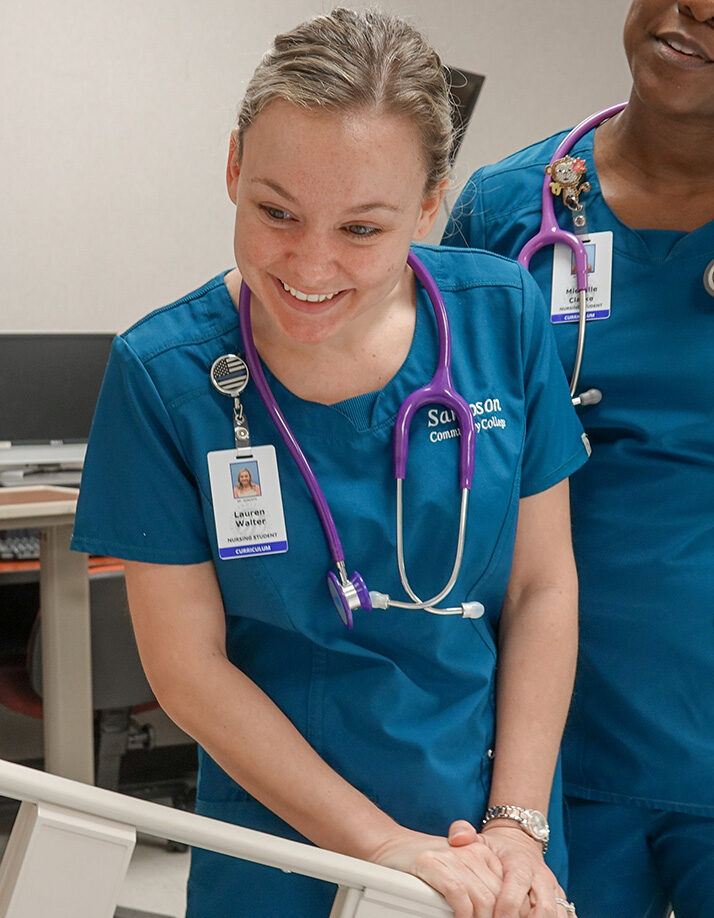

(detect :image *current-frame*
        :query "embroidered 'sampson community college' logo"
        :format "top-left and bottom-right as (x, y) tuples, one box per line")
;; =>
(426, 396), (507, 442)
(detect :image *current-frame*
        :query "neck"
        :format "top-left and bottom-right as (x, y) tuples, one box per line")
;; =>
(599, 90), (714, 188)
(593, 90), (714, 231)
(247, 266), (418, 405)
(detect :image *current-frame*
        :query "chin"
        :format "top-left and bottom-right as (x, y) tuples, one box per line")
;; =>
(635, 77), (704, 118)
(274, 313), (343, 346)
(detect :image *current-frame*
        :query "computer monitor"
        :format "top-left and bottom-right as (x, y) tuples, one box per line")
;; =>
(444, 66), (485, 163)
(0, 333), (114, 445)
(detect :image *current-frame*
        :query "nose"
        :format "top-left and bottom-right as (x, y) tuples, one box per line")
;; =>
(287, 229), (339, 289)
(677, 1), (714, 24)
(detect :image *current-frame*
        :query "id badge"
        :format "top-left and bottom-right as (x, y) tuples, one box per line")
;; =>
(207, 445), (288, 559)
(550, 230), (613, 324)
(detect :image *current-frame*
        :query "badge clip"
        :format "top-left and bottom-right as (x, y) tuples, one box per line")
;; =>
(210, 354), (253, 457)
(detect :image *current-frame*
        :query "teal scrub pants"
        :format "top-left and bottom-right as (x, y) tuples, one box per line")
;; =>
(566, 797), (714, 918)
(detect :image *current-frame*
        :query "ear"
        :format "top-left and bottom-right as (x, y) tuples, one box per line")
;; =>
(226, 130), (241, 204)
(413, 179), (449, 240)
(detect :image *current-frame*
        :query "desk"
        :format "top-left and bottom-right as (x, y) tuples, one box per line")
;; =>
(0, 487), (94, 784)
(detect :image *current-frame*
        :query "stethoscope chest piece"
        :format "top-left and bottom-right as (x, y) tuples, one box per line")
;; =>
(704, 259), (714, 298)
(327, 569), (372, 630)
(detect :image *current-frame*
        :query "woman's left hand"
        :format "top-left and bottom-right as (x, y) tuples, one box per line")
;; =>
(448, 821), (571, 918)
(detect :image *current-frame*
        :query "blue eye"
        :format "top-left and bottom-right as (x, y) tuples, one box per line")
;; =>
(345, 224), (380, 238)
(261, 205), (293, 222)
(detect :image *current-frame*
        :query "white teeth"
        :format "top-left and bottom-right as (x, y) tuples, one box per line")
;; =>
(281, 281), (336, 303)
(667, 38), (698, 56)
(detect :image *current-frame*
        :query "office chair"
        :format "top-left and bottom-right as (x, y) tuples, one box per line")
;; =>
(0, 566), (186, 795)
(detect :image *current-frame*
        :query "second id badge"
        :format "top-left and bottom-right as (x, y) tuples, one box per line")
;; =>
(207, 445), (288, 559)
(550, 230), (613, 324)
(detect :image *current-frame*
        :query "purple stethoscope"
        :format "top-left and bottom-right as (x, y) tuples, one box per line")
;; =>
(518, 102), (627, 408)
(211, 252), (485, 629)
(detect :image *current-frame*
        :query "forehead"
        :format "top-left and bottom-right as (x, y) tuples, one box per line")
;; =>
(239, 100), (427, 205)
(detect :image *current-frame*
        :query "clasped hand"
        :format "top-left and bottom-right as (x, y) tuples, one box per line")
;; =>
(368, 820), (569, 918)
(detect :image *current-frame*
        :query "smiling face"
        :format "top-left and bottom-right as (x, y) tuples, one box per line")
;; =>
(226, 100), (444, 347)
(624, 0), (714, 116)
(238, 470), (251, 488)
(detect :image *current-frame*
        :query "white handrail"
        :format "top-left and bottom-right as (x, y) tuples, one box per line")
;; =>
(0, 759), (452, 914)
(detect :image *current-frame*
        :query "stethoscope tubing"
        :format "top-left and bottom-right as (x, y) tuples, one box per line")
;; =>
(238, 251), (477, 568)
(518, 101), (627, 291)
(236, 251), (480, 622)
(518, 101), (628, 405)
(238, 280), (348, 566)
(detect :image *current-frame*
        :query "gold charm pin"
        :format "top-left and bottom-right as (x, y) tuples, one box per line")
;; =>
(546, 155), (591, 211)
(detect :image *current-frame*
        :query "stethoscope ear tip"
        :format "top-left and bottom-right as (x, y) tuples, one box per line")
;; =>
(461, 602), (485, 619)
(572, 388), (602, 408)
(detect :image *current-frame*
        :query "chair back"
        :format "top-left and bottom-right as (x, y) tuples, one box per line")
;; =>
(28, 569), (155, 710)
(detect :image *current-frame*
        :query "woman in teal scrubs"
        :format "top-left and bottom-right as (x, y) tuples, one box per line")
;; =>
(72, 9), (588, 918)
(444, 2), (714, 916)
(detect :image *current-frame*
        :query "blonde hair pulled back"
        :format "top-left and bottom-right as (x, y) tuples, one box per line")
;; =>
(236, 8), (453, 194)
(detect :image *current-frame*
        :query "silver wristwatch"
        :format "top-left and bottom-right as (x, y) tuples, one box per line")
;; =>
(481, 805), (550, 853)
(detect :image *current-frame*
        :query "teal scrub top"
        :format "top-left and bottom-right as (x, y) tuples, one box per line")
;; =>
(72, 244), (587, 916)
(444, 131), (714, 816)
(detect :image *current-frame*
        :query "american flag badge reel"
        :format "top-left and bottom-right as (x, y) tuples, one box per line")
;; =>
(211, 354), (252, 456)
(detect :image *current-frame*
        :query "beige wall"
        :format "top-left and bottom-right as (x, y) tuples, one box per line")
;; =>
(0, 1), (631, 332)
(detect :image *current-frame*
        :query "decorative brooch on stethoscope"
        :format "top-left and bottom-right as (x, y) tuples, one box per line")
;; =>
(546, 155), (591, 222)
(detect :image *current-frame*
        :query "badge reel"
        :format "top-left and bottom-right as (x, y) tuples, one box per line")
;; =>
(210, 354), (252, 456)
(209, 353), (363, 625)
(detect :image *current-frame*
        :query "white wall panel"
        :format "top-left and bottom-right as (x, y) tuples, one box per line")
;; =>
(0, 1), (631, 332)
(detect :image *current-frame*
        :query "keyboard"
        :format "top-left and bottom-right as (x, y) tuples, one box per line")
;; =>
(0, 529), (40, 561)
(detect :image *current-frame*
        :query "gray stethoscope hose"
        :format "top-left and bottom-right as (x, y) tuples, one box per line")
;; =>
(368, 485), (473, 615)
(570, 290), (596, 407)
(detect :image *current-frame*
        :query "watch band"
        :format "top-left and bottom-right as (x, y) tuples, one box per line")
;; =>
(481, 805), (550, 853)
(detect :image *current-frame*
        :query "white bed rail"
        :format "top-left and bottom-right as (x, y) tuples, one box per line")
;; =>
(0, 758), (452, 918)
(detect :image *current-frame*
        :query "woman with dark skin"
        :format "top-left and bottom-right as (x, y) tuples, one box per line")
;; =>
(444, 3), (714, 916)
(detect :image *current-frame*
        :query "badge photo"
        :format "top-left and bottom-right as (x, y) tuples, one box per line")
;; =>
(551, 230), (613, 324)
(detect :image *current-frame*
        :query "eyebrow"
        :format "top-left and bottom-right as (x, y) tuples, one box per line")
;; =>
(252, 178), (402, 214)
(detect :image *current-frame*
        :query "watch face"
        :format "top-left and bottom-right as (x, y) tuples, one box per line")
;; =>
(527, 811), (549, 840)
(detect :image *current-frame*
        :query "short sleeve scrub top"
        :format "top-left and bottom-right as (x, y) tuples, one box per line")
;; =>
(72, 243), (588, 918)
(443, 132), (714, 818)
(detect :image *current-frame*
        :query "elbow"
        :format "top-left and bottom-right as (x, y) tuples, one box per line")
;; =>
(139, 646), (229, 734)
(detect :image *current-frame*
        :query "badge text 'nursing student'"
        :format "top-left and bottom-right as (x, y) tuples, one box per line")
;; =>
(208, 446), (288, 559)
(551, 230), (613, 324)
(550, 232), (612, 324)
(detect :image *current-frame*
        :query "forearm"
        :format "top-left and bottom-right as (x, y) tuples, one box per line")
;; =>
(126, 560), (402, 861)
(157, 651), (400, 860)
(488, 582), (577, 813)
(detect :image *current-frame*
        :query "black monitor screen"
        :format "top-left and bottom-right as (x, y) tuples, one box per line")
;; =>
(0, 334), (115, 444)
(445, 67), (485, 163)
